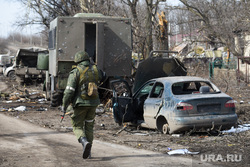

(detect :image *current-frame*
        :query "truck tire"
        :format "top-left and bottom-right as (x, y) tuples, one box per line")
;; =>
(8, 71), (16, 80)
(51, 91), (63, 107)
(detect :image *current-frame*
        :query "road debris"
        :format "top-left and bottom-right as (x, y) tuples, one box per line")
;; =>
(14, 106), (26, 111)
(113, 125), (127, 136)
(167, 149), (199, 155)
(222, 124), (250, 134)
(172, 134), (183, 137)
(36, 107), (47, 111)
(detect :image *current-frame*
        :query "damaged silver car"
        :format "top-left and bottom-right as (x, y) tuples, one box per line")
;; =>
(111, 76), (238, 134)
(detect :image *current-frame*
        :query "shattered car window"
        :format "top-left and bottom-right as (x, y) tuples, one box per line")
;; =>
(172, 81), (216, 95)
(136, 82), (154, 99)
(150, 82), (164, 98)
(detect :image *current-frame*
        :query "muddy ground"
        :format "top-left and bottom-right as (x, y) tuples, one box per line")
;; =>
(0, 66), (250, 167)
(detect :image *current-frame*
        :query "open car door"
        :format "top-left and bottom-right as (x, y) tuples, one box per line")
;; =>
(110, 79), (136, 125)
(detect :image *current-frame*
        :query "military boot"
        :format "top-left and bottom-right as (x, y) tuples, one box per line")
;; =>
(79, 137), (92, 159)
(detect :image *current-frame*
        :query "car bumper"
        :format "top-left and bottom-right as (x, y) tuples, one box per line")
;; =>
(169, 114), (238, 133)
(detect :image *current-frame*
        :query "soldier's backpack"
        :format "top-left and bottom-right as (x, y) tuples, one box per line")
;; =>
(77, 65), (99, 99)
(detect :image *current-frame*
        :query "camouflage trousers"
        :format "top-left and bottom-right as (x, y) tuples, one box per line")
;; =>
(70, 106), (96, 144)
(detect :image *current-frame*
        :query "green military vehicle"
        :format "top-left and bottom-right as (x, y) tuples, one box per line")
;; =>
(39, 13), (132, 106)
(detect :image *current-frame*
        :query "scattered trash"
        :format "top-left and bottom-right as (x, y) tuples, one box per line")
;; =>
(133, 133), (149, 136)
(36, 107), (47, 111)
(60, 127), (73, 131)
(168, 147), (172, 151)
(167, 149), (199, 155)
(222, 124), (250, 134)
(172, 134), (183, 137)
(0, 108), (8, 112)
(19, 98), (27, 102)
(29, 93), (42, 99)
(5, 101), (13, 103)
(38, 98), (46, 103)
(9, 95), (19, 100)
(96, 104), (105, 114)
(114, 125), (127, 136)
(240, 100), (244, 104)
(14, 106), (27, 111)
(66, 127), (73, 131)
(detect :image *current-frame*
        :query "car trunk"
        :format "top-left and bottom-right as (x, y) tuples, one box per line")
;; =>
(175, 94), (235, 116)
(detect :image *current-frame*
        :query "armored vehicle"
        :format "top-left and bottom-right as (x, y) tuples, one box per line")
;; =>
(40, 13), (132, 106)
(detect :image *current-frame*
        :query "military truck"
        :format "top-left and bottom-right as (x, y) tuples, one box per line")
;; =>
(40, 13), (132, 106)
(4, 47), (48, 83)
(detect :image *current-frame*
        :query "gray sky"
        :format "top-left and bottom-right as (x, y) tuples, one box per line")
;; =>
(0, 0), (40, 38)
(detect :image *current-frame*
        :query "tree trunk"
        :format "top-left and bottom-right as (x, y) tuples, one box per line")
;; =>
(145, 0), (153, 58)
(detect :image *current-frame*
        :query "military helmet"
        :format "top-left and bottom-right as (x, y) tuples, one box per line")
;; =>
(74, 51), (90, 63)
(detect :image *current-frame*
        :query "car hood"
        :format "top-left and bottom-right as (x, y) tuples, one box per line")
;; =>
(132, 57), (186, 93)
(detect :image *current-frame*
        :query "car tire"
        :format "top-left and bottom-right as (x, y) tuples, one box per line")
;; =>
(51, 91), (63, 107)
(8, 71), (16, 80)
(162, 123), (170, 134)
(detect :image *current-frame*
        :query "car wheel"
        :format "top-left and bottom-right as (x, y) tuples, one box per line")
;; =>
(162, 123), (170, 134)
(8, 71), (16, 80)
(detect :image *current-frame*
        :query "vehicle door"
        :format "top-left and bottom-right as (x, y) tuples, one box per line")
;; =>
(144, 82), (164, 129)
(110, 79), (133, 125)
(132, 81), (155, 122)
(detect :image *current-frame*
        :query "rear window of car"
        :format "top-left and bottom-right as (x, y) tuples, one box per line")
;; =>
(172, 81), (215, 95)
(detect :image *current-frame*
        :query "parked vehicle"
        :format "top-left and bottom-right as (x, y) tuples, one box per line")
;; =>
(111, 76), (237, 134)
(0, 54), (11, 66)
(4, 47), (48, 83)
(0, 54), (13, 74)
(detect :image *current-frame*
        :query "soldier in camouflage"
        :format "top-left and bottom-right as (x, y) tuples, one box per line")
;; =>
(61, 50), (106, 159)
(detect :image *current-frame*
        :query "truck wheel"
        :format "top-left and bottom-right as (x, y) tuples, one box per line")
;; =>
(8, 71), (16, 80)
(51, 91), (63, 107)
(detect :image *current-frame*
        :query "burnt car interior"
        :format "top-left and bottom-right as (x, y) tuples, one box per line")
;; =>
(133, 82), (154, 121)
(172, 81), (216, 95)
(17, 51), (38, 68)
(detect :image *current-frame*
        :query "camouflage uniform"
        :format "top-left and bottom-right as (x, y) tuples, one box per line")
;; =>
(62, 51), (105, 159)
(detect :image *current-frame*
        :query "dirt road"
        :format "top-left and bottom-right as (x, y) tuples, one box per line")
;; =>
(0, 114), (215, 167)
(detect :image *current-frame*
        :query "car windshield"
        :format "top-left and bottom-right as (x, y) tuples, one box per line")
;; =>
(172, 81), (219, 95)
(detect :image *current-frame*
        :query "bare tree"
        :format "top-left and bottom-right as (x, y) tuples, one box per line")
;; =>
(16, 0), (169, 58)
(16, 0), (124, 33)
(121, 0), (166, 58)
